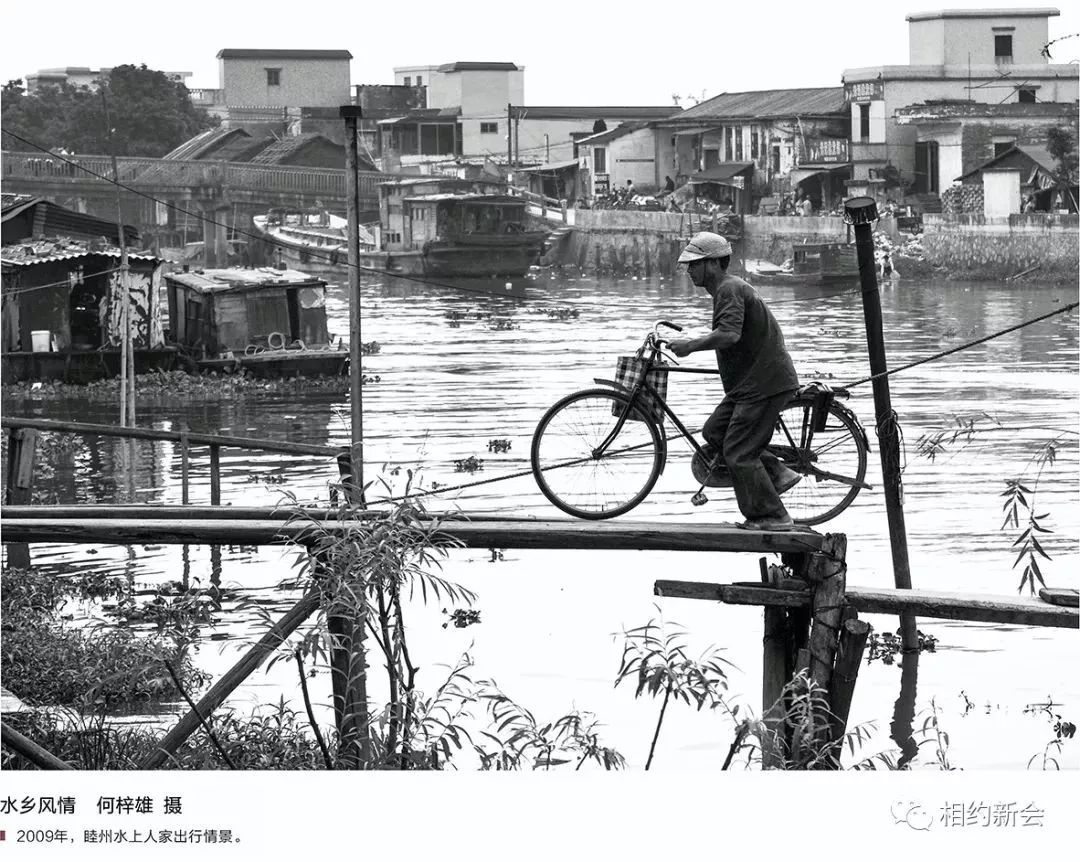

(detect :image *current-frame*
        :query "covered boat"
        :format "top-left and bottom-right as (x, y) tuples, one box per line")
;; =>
(163, 266), (348, 377)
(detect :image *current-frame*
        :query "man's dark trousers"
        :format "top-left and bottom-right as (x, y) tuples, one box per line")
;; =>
(702, 389), (795, 521)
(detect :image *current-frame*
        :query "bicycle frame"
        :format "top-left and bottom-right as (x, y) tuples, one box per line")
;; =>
(593, 332), (869, 490)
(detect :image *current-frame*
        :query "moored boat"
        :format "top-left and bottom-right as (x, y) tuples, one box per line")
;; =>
(251, 208), (376, 271)
(162, 266), (348, 377)
(745, 241), (859, 286)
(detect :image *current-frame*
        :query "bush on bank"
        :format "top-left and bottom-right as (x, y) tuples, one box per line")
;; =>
(1, 566), (207, 709)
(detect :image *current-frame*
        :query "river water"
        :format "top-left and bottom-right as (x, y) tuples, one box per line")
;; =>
(5, 269), (1079, 770)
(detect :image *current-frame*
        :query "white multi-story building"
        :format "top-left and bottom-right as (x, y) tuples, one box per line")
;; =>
(842, 8), (1078, 198)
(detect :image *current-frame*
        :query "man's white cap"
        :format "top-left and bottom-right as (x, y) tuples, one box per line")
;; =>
(678, 231), (732, 263)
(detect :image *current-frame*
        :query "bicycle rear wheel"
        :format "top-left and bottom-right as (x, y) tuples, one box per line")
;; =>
(531, 388), (665, 519)
(769, 398), (868, 526)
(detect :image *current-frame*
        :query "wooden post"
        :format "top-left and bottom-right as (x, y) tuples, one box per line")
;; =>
(804, 533), (847, 766)
(141, 591), (320, 769)
(761, 558), (788, 769)
(336, 452), (362, 506)
(180, 430), (190, 505)
(806, 533), (847, 692)
(209, 444), (221, 505)
(845, 197), (918, 653)
(4, 428), (37, 569)
(828, 615), (870, 743)
(1, 722), (74, 770)
(507, 103), (513, 167)
(339, 105), (366, 508)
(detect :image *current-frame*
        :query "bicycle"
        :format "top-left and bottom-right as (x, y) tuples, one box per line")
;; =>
(530, 321), (871, 525)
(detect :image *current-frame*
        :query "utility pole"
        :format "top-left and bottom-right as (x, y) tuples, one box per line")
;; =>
(844, 196), (918, 653)
(339, 105), (366, 507)
(101, 86), (134, 430)
(506, 103), (513, 167)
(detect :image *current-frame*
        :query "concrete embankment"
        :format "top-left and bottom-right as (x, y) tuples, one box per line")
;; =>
(920, 213), (1079, 281)
(545, 210), (1078, 282)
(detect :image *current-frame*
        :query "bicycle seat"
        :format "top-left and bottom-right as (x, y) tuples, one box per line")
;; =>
(796, 382), (850, 399)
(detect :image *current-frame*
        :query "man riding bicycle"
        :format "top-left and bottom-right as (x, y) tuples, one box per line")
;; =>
(667, 232), (803, 531)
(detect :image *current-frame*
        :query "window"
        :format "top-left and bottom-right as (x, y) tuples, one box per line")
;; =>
(416, 76), (423, 86)
(771, 144), (781, 174)
(593, 147), (606, 173)
(480, 122), (499, 134)
(725, 128), (734, 160)
(993, 139), (1015, 157)
(994, 34), (1012, 62)
(735, 130), (743, 162)
(1017, 88), (1036, 103)
(403, 76), (411, 86)
(750, 128), (760, 160)
(858, 104), (871, 141)
(266, 68), (281, 86)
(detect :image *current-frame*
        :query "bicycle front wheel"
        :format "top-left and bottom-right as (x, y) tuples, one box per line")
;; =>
(531, 388), (665, 519)
(770, 398), (869, 526)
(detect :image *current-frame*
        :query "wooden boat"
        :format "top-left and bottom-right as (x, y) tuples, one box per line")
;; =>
(163, 266), (348, 377)
(251, 209), (375, 271)
(746, 241), (860, 286)
(253, 178), (548, 281)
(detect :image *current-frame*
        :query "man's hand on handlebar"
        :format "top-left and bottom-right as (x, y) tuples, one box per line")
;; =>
(667, 339), (695, 358)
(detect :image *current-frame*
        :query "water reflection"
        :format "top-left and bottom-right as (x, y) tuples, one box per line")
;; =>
(3, 272), (1078, 769)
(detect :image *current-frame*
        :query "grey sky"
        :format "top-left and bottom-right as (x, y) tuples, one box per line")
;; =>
(3, 0), (1078, 105)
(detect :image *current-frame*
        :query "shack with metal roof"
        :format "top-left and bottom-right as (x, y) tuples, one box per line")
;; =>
(162, 266), (345, 377)
(1, 239), (170, 382)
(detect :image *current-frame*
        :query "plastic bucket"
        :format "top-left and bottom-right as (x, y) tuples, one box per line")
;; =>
(31, 330), (51, 352)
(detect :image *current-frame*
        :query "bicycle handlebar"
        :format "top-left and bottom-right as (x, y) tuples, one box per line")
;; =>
(656, 320), (683, 333)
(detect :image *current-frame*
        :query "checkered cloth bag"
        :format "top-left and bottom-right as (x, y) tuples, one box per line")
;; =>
(613, 355), (668, 423)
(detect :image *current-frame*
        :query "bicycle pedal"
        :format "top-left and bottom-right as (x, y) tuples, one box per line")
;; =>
(690, 491), (708, 507)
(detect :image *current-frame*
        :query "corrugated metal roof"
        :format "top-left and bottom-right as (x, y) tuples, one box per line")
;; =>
(164, 266), (324, 292)
(577, 122), (652, 147)
(2, 244), (160, 266)
(670, 88), (846, 122)
(401, 193), (523, 203)
(216, 49), (352, 60)
(247, 134), (339, 165)
(162, 127), (249, 161)
(518, 106), (681, 120)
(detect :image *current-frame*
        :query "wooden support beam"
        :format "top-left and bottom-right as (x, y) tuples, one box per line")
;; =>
(0, 516), (825, 554)
(655, 580), (1078, 629)
(806, 534), (847, 692)
(828, 616), (871, 744)
(141, 591), (320, 769)
(761, 559), (792, 769)
(209, 445), (221, 506)
(1, 722), (75, 770)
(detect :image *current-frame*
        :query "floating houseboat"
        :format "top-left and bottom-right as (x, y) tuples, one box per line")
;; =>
(163, 266), (348, 377)
(1, 239), (175, 383)
(745, 241), (859, 286)
(253, 177), (548, 280)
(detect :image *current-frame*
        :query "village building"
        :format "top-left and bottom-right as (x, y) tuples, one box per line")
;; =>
(375, 62), (679, 174)
(842, 7), (1079, 210)
(190, 49), (353, 128)
(655, 88), (850, 213)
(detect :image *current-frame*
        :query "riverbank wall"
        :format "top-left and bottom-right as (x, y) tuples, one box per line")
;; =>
(920, 213), (1079, 281)
(548, 210), (1076, 281)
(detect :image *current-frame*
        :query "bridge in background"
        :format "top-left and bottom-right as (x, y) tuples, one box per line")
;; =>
(3, 151), (573, 248)
(2, 150), (384, 247)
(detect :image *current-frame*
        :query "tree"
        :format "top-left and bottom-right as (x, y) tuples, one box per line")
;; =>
(1046, 126), (1078, 187)
(1, 65), (217, 157)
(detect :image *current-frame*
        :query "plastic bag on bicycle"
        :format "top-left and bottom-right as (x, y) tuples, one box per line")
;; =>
(613, 356), (668, 423)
